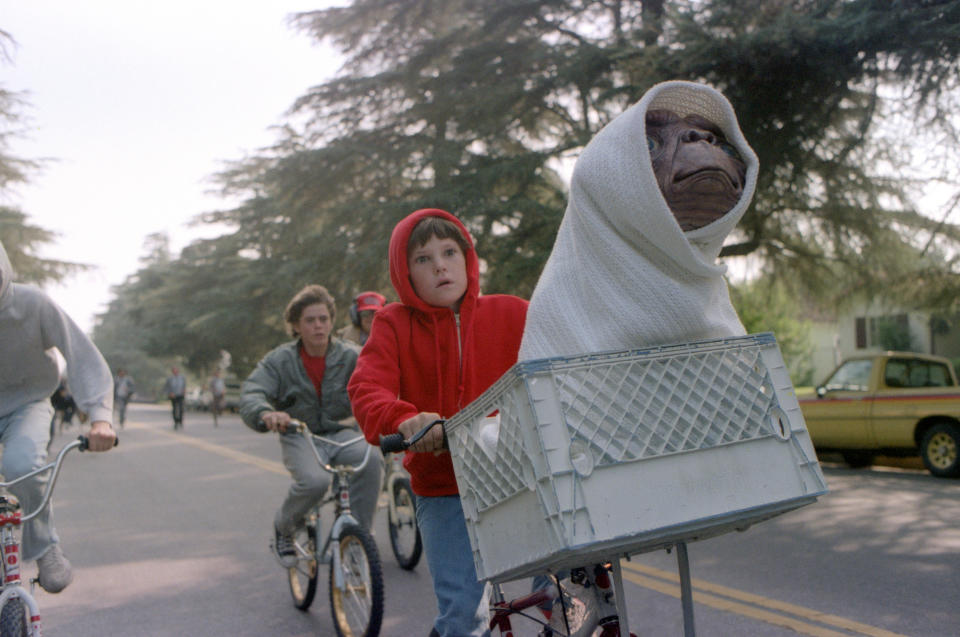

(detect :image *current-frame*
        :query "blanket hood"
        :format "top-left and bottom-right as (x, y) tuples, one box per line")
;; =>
(519, 81), (759, 360)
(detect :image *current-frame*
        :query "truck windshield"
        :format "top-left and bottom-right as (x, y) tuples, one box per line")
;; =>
(823, 359), (874, 392)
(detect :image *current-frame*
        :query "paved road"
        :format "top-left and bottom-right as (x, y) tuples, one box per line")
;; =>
(28, 404), (959, 636)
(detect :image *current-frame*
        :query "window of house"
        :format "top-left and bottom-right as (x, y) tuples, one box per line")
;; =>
(854, 314), (910, 350)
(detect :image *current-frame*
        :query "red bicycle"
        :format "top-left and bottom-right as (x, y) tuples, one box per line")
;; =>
(381, 423), (639, 637)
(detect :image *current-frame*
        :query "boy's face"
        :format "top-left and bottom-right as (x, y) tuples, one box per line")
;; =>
(296, 302), (333, 351)
(408, 235), (468, 311)
(359, 310), (375, 334)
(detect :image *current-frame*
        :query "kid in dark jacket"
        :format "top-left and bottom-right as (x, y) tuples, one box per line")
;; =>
(349, 208), (527, 637)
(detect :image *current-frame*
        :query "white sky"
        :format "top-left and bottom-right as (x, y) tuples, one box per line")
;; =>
(2, 1), (339, 333)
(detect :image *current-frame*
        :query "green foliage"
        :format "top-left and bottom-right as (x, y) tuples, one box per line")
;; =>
(95, 0), (960, 375)
(873, 318), (916, 352)
(0, 30), (86, 286)
(730, 277), (815, 386)
(0, 207), (88, 285)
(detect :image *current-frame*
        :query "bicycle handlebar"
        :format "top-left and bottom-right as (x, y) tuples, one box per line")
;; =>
(266, 418), (374, 474)
(0, 434), (118, 523)
(379, 419), (447, 453)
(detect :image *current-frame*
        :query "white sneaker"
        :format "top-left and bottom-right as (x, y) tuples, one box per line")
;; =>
(37, 544), (73, 593)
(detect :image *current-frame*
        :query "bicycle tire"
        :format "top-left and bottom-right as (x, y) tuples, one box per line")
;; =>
(0, 596), (28, 637)
(329, 524), (384, 637)
(287, 523), (319, 610)
(388, 478), (422, 570)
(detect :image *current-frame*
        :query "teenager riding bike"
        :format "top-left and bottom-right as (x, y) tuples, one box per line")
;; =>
(0, 240), (117, 594)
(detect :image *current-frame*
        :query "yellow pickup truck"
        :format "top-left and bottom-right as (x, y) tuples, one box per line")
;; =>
(799, 351), (960, 478)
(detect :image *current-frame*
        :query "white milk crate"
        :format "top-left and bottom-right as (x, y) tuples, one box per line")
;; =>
(446, 333), (828, 583)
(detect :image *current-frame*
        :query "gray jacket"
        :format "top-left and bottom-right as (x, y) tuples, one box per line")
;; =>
(163, 373), (186, 397)
(0, 240), (114, 422)
(240, 338), (360, 435)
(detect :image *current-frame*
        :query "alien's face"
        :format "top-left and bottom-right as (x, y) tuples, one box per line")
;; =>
(646, 109), (747, 231)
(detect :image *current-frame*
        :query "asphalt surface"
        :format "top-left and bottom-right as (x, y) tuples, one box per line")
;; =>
(24, 403), (960, 636)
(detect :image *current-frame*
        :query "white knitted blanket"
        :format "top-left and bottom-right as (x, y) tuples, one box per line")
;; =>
(519, 81), (759, 361)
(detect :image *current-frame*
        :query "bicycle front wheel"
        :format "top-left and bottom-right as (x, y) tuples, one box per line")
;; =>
(329, 524), (384, 637)
(388, 478), (422, 570)
(287, 523), (319, 610)
(0, 596), (28, 637)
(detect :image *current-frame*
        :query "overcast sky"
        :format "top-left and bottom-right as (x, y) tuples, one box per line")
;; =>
(3, 1), (338, 333)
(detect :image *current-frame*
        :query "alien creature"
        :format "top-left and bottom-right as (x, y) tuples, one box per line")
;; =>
(647, 109), (747, 232)
(519, 81), (759, 360)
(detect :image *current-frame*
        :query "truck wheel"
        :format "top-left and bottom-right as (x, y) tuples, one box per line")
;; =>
(920, 422), (960, 478)
(841, 451), (874, 468)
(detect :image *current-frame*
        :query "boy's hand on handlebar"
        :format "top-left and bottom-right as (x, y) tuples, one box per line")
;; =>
(262, 411), (292, 432)
(399, 412), (444, 453)
(86, 421), (117, 451)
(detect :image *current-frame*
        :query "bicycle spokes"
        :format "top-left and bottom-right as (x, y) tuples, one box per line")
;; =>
(329, 528), (383, 637)
(287, 525), (318, 610)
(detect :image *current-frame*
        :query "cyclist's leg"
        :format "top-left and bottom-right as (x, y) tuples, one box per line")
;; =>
(0, 400), (59, 561)
(174, 396), (184, 426)
(325, 429), (384, 532)
(415, 494), (489, 637)
(275, 432), (333, 533)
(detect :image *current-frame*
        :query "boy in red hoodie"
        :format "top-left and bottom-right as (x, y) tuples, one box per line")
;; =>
(349, 209), (528, 636)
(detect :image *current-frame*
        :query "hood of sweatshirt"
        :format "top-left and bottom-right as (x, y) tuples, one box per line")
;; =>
(388, 208), (480, 316)
(519, 81), (759, 360)
(0, 240), (13, 307)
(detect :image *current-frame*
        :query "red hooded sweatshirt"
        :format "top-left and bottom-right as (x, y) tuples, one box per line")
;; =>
(348, 209), (528, 497)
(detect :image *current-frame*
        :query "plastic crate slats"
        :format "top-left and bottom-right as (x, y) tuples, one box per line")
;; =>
(550, 347), (778, 468)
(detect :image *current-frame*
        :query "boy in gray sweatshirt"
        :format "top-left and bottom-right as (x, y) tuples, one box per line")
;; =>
(0, 240), (117, 592)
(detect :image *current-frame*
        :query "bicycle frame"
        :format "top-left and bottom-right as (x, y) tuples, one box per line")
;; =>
(382, 453), (405, 530)
(0, 437), (87, 636)
(288, 424), (372, 585)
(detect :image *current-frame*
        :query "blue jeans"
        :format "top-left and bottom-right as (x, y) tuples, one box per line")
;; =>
(0, 400), (59, 561)
(415, 495), (490, 637)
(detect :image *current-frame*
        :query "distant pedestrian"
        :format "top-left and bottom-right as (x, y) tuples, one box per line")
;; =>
(209, 369), (226, 427)
(163, 366), (187, 430)
(114, 369), (135, 427)
(50, 383), (77, 429)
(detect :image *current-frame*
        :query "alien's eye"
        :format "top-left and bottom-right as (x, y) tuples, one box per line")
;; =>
(718, 141), (742, 161)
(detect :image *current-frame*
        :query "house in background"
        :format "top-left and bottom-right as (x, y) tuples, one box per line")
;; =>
(805, 299), (960, 384)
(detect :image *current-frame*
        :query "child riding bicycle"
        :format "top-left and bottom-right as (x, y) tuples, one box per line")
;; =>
(0, 240), (117, 594)
(348, 209), (528, 637)
(239, 284), (383, 567)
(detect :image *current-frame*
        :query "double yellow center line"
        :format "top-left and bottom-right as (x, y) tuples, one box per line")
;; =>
(620, 561), (906, 637)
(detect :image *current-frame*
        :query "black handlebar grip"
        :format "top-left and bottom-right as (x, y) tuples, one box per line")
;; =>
(379, 433), (407, 453)
(77, 435), (119, 451)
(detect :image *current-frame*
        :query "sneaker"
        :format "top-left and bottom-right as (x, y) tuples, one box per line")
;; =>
(37, 544), (73, 594)
(547, 585), (595, 637)
(274, 525), (297, 567)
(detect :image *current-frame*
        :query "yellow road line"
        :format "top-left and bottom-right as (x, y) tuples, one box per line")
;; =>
(622, 561), (907, 637)
(125, 422), (287, 475)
